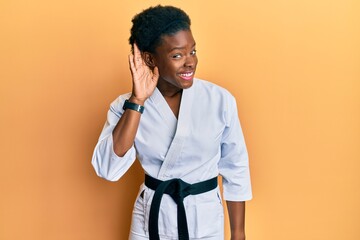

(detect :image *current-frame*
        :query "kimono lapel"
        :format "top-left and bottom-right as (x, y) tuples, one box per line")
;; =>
(156, 81), (196, 180)
(149, 87), (178, 138)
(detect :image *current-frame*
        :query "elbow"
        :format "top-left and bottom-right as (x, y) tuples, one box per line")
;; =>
(91, 154), (122, 182)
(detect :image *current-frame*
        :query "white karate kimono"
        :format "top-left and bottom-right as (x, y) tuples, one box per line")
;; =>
(92, 78), (252, 240)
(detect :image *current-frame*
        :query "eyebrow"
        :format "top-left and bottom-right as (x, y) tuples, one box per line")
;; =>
(169, 43), (196, 52)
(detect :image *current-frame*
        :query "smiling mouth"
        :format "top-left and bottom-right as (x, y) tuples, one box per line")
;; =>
(178, 72), (194, 80)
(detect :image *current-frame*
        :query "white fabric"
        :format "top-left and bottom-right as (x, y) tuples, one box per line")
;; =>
(92, 79), (252, 239)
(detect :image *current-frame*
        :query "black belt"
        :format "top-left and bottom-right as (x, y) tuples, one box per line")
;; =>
(145, 175), (218, 240)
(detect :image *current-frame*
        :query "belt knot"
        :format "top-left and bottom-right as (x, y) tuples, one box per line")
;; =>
(166, 179), (191, 202)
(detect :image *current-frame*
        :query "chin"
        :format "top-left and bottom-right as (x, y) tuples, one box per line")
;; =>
(180, 80), (194, 89)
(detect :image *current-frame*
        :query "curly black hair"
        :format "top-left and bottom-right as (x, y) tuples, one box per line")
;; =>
(129, 5), (191, 53)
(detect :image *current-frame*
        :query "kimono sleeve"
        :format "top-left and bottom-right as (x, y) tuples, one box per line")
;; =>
(91, 94), (136, 181)
(218, 95), (253, 201)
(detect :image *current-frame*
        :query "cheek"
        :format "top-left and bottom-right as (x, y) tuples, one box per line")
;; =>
(158, 67), (174, 80)
(159, 65), (172, 76)
(194, 56), (198, 65)
(156, 59), (183, 77)
(162, 63), (180, 75)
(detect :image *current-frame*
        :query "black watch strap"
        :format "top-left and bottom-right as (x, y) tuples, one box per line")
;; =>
(122, 99), (145, 114)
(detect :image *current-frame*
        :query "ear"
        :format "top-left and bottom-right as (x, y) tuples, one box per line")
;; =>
(142, 52), (156, 69)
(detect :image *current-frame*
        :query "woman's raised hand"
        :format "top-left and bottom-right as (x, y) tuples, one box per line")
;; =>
(128, 43), (159, 104)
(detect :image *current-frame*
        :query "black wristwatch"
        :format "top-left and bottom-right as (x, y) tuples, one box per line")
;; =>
(122, 99), (145, 114)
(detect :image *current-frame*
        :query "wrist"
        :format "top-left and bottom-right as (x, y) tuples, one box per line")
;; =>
(231, 234), (245, 240)
(231, 230), (245, 240)
(129, 95), (146, 105)
(123, 99), (145, 114)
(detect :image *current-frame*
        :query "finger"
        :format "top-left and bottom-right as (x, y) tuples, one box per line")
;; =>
(133, 43), (143, 69)
(152, 66), (160, 82)
(128, 54), (136, 75)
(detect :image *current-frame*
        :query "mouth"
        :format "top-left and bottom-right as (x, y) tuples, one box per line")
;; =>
(178, 71), (194, 80)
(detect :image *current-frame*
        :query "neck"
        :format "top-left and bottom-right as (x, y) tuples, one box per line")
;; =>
(161, 89), (183, 98)
(157, 80), (183, 98)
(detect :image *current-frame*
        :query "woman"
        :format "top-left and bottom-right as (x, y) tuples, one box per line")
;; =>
(92, 5), (252, 240)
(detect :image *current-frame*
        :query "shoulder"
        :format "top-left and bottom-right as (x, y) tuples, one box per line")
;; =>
(108, 92), (132, 117)
(193, 78), (238, 124)
(112, 92), (132, 104)
(193, 78), (236, 104)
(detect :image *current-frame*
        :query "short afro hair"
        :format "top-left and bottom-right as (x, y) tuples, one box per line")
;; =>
(129, 5), (191, 53)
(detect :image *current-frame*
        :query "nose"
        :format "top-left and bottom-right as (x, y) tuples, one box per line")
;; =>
(184, 55), (196, 68)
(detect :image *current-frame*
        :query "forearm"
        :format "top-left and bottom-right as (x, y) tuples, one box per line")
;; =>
(112, 96), (145, 157)
(226, 201), (246, 240)
(111, 42), (160, 157)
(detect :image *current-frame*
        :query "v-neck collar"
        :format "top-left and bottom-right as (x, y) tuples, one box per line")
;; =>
(149, 87), (178, 136)
(149, 79), (196, 135)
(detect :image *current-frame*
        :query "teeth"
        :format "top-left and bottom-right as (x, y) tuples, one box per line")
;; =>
(180, 72), (193, 77)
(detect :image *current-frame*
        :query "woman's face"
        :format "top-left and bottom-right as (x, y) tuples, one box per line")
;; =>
(152, 30), (198, 93)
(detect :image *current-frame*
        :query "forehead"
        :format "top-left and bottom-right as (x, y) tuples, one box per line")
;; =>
(157, 30), (196, 52)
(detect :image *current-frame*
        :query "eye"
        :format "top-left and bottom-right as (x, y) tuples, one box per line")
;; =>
(190, 49), (197, 55)
(172, 54), (182, 59)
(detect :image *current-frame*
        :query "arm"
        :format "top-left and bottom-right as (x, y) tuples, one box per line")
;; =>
(218, 95), (252, 239)
(111, 95), (144, 156)
(227, 201), (246, 240)
(112, 44), (159, 156)
(91, 44), (158, 180)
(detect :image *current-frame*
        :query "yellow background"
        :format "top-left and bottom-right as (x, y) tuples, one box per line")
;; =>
(1, 0), (359, 239)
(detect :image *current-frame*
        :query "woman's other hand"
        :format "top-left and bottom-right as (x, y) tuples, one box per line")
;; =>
(128, 43), (159, 104)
